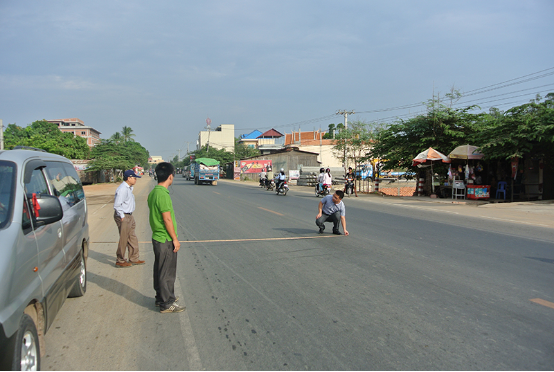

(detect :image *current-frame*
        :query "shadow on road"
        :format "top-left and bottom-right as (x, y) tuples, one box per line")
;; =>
(273, 227), (318, 235)
(526, 256), (554, 264)
(88, 248), (119, 267)
(87, 272), (155, 311)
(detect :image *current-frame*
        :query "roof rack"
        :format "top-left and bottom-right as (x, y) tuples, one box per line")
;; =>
(12, 146), (47, 152)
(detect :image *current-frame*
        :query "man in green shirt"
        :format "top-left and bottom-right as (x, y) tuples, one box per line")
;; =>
(147, 162), (184, 313)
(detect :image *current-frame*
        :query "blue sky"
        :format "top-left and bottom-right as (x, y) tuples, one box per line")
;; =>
(1, 0), (553, 160)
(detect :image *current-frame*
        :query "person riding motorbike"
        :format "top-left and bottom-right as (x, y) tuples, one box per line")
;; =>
(323, 168), (332, 190)
(343, 167), (358, 197)
(316, 168), (325, 192)
(259, 169), (267, 187)
(275, 168), (286, 190)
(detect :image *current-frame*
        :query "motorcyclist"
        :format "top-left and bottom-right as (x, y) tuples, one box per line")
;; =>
(275, 168), (286, 190)
(323, 168), (332, 190)
(259, 169), (267, 187)
(343, 167), (358, 197)
(316, 167), (325, 192)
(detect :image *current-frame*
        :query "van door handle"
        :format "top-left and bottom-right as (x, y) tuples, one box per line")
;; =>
(57, 228), (62, 238)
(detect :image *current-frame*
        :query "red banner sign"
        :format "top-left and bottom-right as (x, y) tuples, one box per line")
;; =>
(240, 160), (272, 174)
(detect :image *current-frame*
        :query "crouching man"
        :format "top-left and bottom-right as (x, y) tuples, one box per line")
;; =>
(316, 190), (349, 236)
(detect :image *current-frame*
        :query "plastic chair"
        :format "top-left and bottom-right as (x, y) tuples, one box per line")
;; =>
(452, 178), (465, 200)
(496, 181), (507, 200)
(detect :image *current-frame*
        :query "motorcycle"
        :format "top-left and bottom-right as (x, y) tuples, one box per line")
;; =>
(266, 179), (275, 191)
(315, 183), (330, 197)
(276, 180), (288, 196)
(344, 179), (354, 197)
(259, 177), (267, 187)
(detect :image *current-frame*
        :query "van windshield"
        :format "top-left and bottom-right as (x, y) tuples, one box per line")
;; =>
(0, 161), (16, 229)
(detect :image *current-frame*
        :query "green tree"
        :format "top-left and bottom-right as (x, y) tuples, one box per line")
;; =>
(4, 120), (90, 159)
(234, 138), (260, 159)
(110, 132), (123, 144)
(369, 100), (482, 173)
(181, 146), (234, 167)
(322, 123), (336, 139)
(121, 126), (135, 143)
(332, 120), (378, 173)
(472, 94), (554, 161)
(87, 139), (150, 180)
(170, 155), (186, 169)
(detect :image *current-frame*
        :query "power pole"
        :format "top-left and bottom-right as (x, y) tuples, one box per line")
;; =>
(183, 141), (191, 157)
(336, 110), (355, 130)
(336, 110), (355, 173)
(206, 117), (212, 153)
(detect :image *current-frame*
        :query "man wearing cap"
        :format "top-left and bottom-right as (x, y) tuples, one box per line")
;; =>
(114, 169), (145, 267)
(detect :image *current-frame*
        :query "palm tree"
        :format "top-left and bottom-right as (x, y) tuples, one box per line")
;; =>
(121, 126), (135, 143)
(110, 132), (123, 144)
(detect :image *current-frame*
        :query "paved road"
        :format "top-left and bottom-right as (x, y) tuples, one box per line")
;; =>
(43, 177), (554, 370)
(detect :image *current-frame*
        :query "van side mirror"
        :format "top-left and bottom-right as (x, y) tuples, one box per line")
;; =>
(32, 194), (64, 227)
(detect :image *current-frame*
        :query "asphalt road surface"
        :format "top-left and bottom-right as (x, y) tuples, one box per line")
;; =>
(43, 177), (554, 370)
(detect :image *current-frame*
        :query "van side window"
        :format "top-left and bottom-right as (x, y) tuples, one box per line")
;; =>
(44, 162), (67, 197)
(0, 163), (15, 230)
(44, 161), (84, 206)
(26, 168), (49, 195)
(62, 163), (84, 203)
(23, 168), (49, 230)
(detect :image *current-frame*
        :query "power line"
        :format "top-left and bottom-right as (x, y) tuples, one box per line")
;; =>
(233, 66), (554, 133)
(463, 66), (554, 95)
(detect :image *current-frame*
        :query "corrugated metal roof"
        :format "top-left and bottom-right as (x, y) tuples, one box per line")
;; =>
(240, 130), (263, 139)
(257, 128), (284, 138)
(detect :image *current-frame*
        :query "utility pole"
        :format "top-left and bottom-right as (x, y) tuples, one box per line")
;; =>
(336, 110), (355, 173)
(182, 141), (191, 160)
(205, 117), (212, 153)
(336, 110), (355, 130)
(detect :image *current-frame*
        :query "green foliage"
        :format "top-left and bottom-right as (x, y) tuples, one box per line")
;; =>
(110, 132), (123, 144)
(471, 96), (554, 160)
(332, 121), (379, 171)
(87, 138), (150, 176)
(234, 138), (261, 159)
(121, 126), (135, 143)
(369, 100), (483, 172)
(4, 120), (90, 159)
(177, 139), (259, 168)
(368, 92), (554, 179)
(190, 146), (235, 165)
(322, 123), (336, 139)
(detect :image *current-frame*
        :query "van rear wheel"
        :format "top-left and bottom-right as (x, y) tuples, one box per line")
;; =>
(68, 250), (86, 298)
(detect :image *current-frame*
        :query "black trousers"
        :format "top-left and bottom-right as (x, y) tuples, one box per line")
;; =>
(316, 211), (341, 232)
(152, 239), (178, 309)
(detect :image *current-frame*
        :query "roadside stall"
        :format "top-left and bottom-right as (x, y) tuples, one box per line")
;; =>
(412, 147), (451, 196)
(447, 145), (489, 200)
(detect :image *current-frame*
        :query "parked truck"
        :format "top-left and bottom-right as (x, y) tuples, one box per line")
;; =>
(192, 158), (220, 185)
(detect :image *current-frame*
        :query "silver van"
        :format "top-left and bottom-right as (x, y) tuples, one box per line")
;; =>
(0, 148), (89, 370)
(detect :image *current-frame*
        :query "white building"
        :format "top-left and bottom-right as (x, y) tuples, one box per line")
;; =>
(197, 124), (235, 152)
(148, 156), (164, 164)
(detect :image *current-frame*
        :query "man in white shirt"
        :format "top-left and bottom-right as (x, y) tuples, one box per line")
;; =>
(275, 168), (286, 190)
(114, 169), (144, 267)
